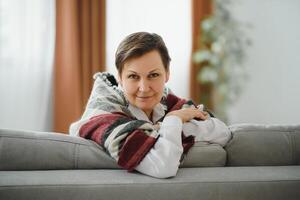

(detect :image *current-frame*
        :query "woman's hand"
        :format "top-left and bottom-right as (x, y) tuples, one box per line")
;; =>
(166, 107), (208, 123)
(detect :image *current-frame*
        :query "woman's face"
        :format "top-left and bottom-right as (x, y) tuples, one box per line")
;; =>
(119, 50), (169, 117)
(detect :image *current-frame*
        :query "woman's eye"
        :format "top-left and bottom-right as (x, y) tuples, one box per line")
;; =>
(149, 73), (160, 78)
(128, 74), (139, 79)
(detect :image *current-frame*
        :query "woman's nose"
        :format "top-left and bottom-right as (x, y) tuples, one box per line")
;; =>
(138, 79), (150, 92)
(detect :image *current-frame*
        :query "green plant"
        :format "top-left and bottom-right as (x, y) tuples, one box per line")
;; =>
(193, 0), (251, 121)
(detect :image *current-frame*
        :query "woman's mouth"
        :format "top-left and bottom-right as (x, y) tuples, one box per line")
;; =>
(136, 95), (153, 100)
(137, 96), (150, 98)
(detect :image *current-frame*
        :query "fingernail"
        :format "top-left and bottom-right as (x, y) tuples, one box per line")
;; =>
(197, 104), (204, 111)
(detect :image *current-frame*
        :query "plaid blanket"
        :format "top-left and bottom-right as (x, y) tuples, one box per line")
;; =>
(79, 72), (195, 171)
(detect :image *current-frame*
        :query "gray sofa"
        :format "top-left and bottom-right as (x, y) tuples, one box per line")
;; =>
(0, 124), (300, 200)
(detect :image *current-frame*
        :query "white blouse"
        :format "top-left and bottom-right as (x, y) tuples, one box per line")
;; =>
(128, 103), (231, 178)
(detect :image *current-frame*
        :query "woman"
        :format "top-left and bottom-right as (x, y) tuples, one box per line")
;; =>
(70, 32), (231, 178)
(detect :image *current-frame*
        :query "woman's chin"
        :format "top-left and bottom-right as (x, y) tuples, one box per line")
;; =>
(136, 104), (153, 111)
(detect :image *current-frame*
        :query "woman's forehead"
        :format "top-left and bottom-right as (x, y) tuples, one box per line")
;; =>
(122, 51), (165, 74)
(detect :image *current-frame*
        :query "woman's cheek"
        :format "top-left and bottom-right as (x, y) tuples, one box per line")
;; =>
(123, 83), (135, 95)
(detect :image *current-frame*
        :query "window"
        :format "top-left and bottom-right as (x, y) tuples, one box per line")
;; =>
(0, 0), (55, 131)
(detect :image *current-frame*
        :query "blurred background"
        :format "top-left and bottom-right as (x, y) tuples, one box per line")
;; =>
(0, 0), (299, 133)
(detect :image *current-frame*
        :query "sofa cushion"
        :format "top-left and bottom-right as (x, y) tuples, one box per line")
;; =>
(0, 128), (226, 170)
(0, 128), (119, 170)
(225, 124), (300, 166)
(180, 142), (226, 167)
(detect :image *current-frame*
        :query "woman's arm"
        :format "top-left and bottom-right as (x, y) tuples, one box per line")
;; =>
(135, 107), (209, 178)
(135, 115), (183, 178)
(182, 117), (231, 147)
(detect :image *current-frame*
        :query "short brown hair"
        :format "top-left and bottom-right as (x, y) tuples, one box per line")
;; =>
(115, 32), (171, 74)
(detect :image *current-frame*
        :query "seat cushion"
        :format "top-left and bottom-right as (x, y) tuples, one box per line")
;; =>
(0, 128), (226, 170)
(1, 166), (300, 200)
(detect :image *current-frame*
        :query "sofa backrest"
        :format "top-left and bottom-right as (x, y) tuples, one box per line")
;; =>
(225, 124), (300, 166)
(0, 128), (120, 170)
(1, 124), (299, 170)
(0, 128), (226, 170)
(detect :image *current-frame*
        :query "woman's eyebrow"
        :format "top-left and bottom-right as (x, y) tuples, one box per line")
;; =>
(127, 70), (138, 74)
(148, 68), (161, 73)
(127, 68), (161, 74)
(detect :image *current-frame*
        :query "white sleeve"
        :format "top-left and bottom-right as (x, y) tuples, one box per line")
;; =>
(135, 115), (183, 178)
(182, 117), (231, 147)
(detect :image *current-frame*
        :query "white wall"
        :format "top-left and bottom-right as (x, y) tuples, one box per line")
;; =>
(228, 0), (300, 125)
(106, 0), (191, 99)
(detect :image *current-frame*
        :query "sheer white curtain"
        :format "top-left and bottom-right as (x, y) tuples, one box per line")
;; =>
(0, 0), (55, 131)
